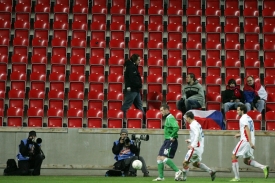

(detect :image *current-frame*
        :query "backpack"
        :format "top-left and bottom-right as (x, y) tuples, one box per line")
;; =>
(3, 159), (19, 176)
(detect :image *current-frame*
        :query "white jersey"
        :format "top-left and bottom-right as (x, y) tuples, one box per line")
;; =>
(239, 114), (255, 145)
(189, 120), (204, 148)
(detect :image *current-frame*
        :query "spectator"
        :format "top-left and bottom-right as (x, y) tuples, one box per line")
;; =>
(121, 54), (145, 125)
(17, 131), (45, 176)
(112, 128), (149, 177)
(177, 73), (205, 114)
(243, 76), (267, 112)
(222, 79), (244, 113)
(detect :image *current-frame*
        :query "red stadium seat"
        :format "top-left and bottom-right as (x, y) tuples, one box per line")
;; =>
(107, 109), (123, 128)
(27, 107), (44, 127)
(28, 89), (45, 110)
(146, 109), (162, 129)
(89, 73), (105, 93)
(70, 55), (86, 75)
(166, 92), (182, 110)
(88, 90), (104, 111)
(67, 108), (83, 128)
(51, 110), (70, 124)
(225, 110), (240, 130)
(68, 90), (84, 110)
(147, 91), (163, 110)
(48, 89), (64, 110)
(87, 108), (103, 128)
(166, 75), (182, 93)
(7, 107), (23, 127)
(265, 111), (275, 131)
(266, 93), (275, 112)
(170, 109), (182, 128)
(8, 89), (25, 109)
(206, 58), (222, 76)
(243, 0), (259, 17)
(126, 108), (143, 128)
(264, 58), (275, 77)
(205, 75), (222, 94)
(49, 72), (65, 92)
(206, 92), (221, 111)
(108, 73), (124, 92)
(247, 110), (262, 130)
(147, 74), (163, 94)
(51, 55), (67, 75)
(205, 0), (221, 16)
(89, 56), (105, 74)
(69, 73), (85, 92)
(30, 72), (46, 91)
(107, 91), (123, 110)
(10, 71), (26, 91)
(167, 58), (183, 77)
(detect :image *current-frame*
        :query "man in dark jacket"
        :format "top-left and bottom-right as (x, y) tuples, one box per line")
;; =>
(121, 54), (145, 124)
(222, 79), (244, 113)
(17, 131), (45, 176)
(112, 129), (149, 177)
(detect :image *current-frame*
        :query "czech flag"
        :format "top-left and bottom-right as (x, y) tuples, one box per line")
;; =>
(184, 110), (225, 130)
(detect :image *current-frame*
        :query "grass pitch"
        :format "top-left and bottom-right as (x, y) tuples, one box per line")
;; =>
(0, 176), (273, 183)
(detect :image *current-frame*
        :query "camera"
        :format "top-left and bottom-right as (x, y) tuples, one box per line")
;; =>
(124, 137), (131, 145)
(131, 134), (149, 141)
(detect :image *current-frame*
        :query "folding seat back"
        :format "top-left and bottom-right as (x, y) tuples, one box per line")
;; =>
(166, 75), (182, 93)
(108, 57), (124, 75)
(8, 89), (25, 109)
(87, 108), (103, 128)
(266, 93), (275, 112)
(247, 110), (262, 130)
(147, 57), (163, 77)
(147, 91), (163, 110)
(49, 72), (65, 92)
(147, 49), (162, 60)
(10, 71), (26, 91)
(264, 59), (275, 77)
(107, 109), (123, 128)
(244, 58), (260, 77)
(107, 91), (123, 110)
(146, 109), (162, 129)
(166, 92), (182, 110)
(11, 54), (27, 73)
(67, 108), (83, 128)
(28, 89), (45, 109)
(0, 73), (6, 92)
(89, 55), (105, 74)
(167, 58), (183, 77)
(126, 108), (143, 128)
(206, 92), (221, 111)
(27, 107), (44, 127)
(206, 58), (222, 76)
(90, 48), (105, 57)
(88, 90), (104, 111)
(48, 89), (64, 109)
(69, 73), (85, 92)
(186, 59), (202, 77)
(205, 75), (222, 93)
(30, 72), (46, 91)
(147, 74), (163, 93)
(129, 15), (144, 25)
(47, 107), (63, 127)
(225, 110), (240, 130)
(70, 55), (86, 75)
(89, 73), (105, 92)
(68, 90), (84, 109)
(0, 90), (4, 109)
(7, 107), (23, 127)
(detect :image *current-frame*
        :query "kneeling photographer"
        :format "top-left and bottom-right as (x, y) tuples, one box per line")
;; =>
(17, 131), (45, 176)
(112, 129), (149, 177)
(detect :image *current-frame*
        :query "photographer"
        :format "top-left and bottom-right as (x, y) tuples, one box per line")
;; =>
(112, 129), (149, 177)
(17, 131), (45, 176)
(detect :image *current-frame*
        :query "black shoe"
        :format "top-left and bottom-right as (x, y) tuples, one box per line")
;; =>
(210, 171), (216, 181)
(143, 172), (150, 177)
(126, 172), (137, 177)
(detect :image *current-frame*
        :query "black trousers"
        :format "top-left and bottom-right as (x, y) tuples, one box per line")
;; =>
(18, 154), (44, 176)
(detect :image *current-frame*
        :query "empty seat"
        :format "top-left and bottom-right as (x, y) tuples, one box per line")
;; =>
(266, 93), (275, 112)
(206, 58), (222, 76)
(107, 90), (123, 110)
(108, 73), (124, 92)
(205, 75), (222, 94)
(8, 89), (25, 109)
(205, 0), (221, 16)
(67, 108), (83, 128)
(166, 75), (182, 93)
(247, 110), (262, 130)
(166, 92), (182, 110)
(146, 109), (162, 129)
(107, 109), (123, 128)
(225, 110), (240, 130)
(89, 56), (105, 74)
(27, 107), (44, 127)
(47, 107), (63, 127)
(167, 58), (183, 77)
(87, 108), (103, 128)
(206, 92), (221, 111)
(28, 89), (45, 109)
(147, 74), (163, 94)
(7, 107), (23, 127)
(243, 0), (259, 17)
(69, 73), (85, 92)
(88, 90), (104, 111)
(30, 72), (46, 91)
(224, 0), (240, 16)
(89, 73), (105, 93)
(10, 71), (26, 91)
(126, 108), (143, 128)
(49, 72), (65, 92)
(147, 91), (163, 110)
(48, 89), (64, 109)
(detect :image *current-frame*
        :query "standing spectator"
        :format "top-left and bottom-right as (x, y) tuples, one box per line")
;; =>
(121, 54), (145, 124)
(230, 104), (269, 182)
(177, 73), (205, 114)
(243, 76), (267, 112)
(153, 104), (182, 181)
(180, 111), (216, 181)
(222, 79), (244, 114)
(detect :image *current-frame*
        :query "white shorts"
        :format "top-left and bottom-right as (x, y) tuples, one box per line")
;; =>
(232, 140), (254, 159)
(184, 146), (204, 163)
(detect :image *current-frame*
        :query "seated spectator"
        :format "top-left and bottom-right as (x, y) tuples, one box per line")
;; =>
(177, 73), (205, 114)
(222, 79), (244, 113)
(112, 129), (149, 177)
(243, 76), (267, 112)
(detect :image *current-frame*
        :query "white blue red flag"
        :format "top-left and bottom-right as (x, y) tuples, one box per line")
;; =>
(184, 110), (225, 130)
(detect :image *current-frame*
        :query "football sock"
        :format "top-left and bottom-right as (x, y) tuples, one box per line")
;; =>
(163, 158), (179, 172)
(249, 160), (265, 169)
(182, 167), (189, 178)
(199, 163), (212, 173)
(157, 160), (164, 178)
(232, 160), (240, 179)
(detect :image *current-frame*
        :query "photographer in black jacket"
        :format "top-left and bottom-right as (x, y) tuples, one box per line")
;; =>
(121, 54), (145, 125)
(112, 129), (149, 177)
(17, 131), (45, 175)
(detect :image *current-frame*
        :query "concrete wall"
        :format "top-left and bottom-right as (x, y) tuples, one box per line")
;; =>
(0, 128), (274, 177)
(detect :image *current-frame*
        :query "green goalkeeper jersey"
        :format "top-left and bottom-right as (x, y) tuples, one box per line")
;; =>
(164, 113), (179, 139)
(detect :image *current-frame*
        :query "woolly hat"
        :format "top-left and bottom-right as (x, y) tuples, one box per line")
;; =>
(120, 128), (128, 134)
(29, 131), (36, 137)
